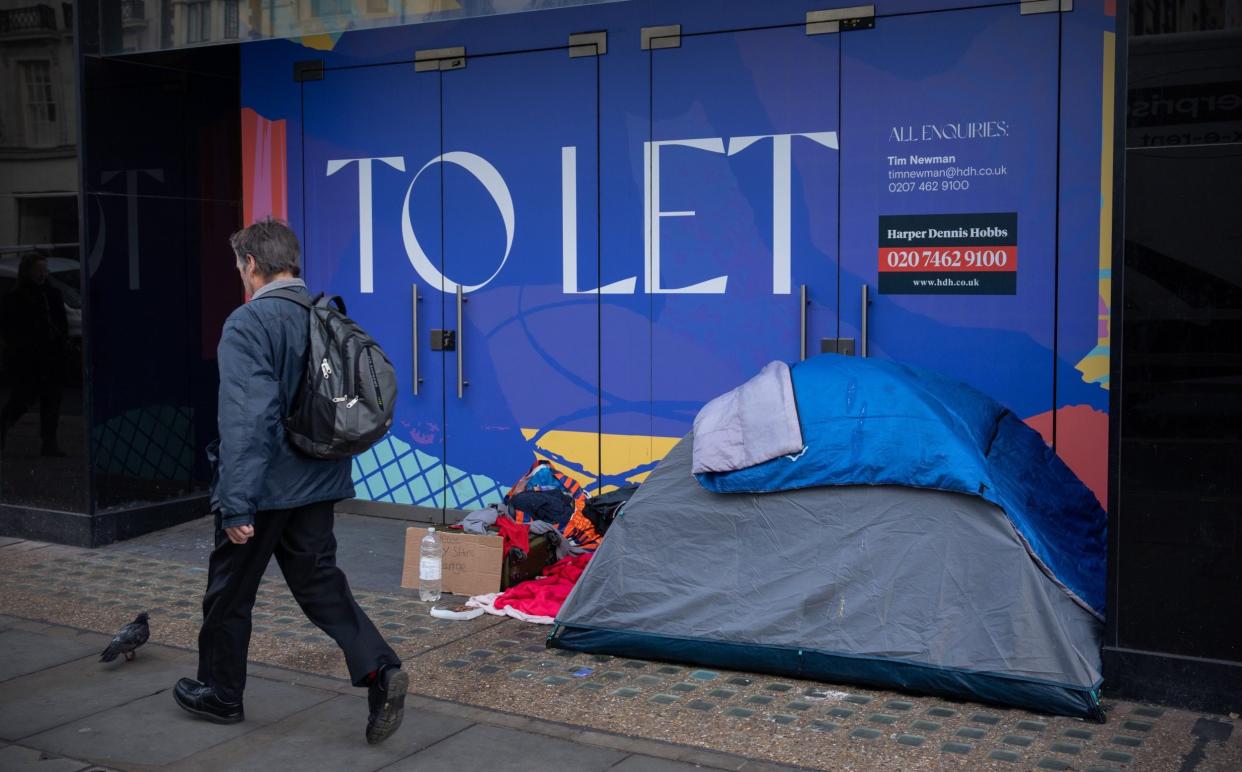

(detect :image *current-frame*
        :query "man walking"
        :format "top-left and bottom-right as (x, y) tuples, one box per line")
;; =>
(174, 219), (406, 744)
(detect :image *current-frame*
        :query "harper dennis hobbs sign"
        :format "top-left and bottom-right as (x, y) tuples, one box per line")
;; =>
(878, 213), (1018, 295)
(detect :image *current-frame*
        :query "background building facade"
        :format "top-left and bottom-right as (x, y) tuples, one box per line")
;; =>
(0, 0), (1236, 714)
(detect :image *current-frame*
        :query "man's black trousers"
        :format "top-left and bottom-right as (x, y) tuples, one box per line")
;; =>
(197, 500), (399, 701)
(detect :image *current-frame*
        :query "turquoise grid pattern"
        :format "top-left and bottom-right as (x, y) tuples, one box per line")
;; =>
(351, 433), (505, 509)
(91, 406), (195, 481)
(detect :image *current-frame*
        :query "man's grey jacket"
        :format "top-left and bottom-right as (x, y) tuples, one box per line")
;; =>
(210, 280), (354, 529)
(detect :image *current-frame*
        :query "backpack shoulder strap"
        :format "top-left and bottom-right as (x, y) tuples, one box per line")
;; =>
(315, 294), (347, 315)
(255, 287), (314, 309)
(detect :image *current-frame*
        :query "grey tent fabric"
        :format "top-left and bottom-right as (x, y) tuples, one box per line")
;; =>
(553, 435), (1104, 718)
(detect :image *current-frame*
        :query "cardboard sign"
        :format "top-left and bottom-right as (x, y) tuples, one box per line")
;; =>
(401, 527), (504, 598)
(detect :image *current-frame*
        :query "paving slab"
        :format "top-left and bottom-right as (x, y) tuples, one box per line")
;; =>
(379, 723), (627, 771)
(0, 643), (194, 741)
(2, 541), (54, 553)
(4, 533), (1242, 771)
(323, 513), (421, 593)
(167, 692), (471, 772)
(735, 763), (807, 772)
(110, 513), (419, 594)
(611, 756), (717, 771)
(403, 616), (1224, 770)
(0, 744), (92, 772)
(0, 544), (506, 684)
(25, 674), (333, 767)
(0, 627), (110, 683)
(104, 517), (216, 568)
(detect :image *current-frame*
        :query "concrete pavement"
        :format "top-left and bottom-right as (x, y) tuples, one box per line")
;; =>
(1, 518), (1240, 770)
(0, 615), (768, 771)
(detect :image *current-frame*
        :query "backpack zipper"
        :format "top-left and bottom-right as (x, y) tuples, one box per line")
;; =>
(366, 349), (384, 411)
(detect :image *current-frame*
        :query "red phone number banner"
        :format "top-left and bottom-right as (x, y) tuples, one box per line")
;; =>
(878, 212), (1018, 295)
(877, 246), (1018, 273)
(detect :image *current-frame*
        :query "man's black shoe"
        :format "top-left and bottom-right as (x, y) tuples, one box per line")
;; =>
(173, 677), (244, 724)
(366, 665), (408, 744)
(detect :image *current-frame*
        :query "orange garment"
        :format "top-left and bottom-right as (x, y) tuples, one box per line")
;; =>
(506, 461), (602, 550)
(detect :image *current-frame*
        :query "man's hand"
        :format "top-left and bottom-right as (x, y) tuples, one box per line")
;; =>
(225, 524), (254, 545)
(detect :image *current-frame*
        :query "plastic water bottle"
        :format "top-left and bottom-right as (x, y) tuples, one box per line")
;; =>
(419, 528), (443, 602)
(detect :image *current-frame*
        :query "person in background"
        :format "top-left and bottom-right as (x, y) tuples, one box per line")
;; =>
(0, 253), (68, 457)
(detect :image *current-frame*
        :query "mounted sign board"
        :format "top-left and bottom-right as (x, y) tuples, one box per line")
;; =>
(878, 213), (1018, 294)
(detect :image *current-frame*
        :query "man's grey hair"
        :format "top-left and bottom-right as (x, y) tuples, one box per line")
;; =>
(229, 218), (301, 278)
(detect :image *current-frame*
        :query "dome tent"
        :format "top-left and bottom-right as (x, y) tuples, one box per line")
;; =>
(550, 356), (1107, 720)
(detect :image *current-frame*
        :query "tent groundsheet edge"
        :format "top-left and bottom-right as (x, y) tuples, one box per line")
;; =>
(549, 624), (1105, 722)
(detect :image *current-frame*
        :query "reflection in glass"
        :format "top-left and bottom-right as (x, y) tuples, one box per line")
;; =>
(0, 0), (87, 512)
(1117, 11), (1242, 660)
(80, 44), (241, 513)
(0, 253), (70, 457)
(95, 0), (622, 55)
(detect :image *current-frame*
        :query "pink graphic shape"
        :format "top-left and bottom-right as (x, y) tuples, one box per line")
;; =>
(1025, 405), (1109, 509)
(241, 108), (288, 226)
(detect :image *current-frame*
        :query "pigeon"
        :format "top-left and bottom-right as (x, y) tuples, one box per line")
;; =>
(100, 612), (150, 663)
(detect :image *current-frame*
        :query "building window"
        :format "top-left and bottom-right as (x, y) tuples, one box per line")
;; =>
(224, 0), (238, 38)
(312, 0), (352, 16)
(186, 0), (211, 43)
(20, 61), (57, 147)
(366, 0), (389, 13)
(18, 196), (79, 246)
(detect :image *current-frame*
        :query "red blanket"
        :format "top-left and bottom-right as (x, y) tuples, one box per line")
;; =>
(493, 554), (592, 619)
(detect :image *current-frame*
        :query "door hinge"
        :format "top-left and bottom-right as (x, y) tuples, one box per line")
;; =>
(293, 60), (324, 82)
(569, 31), (606, 58)
(1021, 0), (1072, 14)
(806, 5), (875, 35)
(415, 46), (466, 72)
(641, 24), (680, 50)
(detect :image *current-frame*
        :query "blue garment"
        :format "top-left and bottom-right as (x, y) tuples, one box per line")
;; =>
(211, 283), (354, 528)
(509, 490), (574, 528)
(526, 464), (560, 491)
(695, 355), (1107, 618)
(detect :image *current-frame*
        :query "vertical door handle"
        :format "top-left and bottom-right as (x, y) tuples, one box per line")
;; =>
(861, 283), (870, 358)
(456, 284), (468, 398)
(411, 285), (421, 396)
(799, 284), (808, 361)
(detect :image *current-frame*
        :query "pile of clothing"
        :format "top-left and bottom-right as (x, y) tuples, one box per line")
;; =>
(453, 461), (640, 623)
(456, 460), (602, 561)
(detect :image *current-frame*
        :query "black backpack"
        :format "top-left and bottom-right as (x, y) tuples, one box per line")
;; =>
(582, 485), (640, 537)
(262, 289), (397, 460)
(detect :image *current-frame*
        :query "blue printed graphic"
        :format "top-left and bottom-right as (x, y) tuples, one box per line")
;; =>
(242, 0), (1115, 509)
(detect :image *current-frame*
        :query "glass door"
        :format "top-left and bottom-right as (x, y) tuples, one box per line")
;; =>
(440, 47), (602, 503)
(301, 62), (449, 514)
(648, 25), (841, 440)
(838, 5), (1060, 422)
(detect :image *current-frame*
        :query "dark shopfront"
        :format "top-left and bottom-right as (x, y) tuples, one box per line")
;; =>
(0, 0), (1236, 715)
(0, 1), (240, 543)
